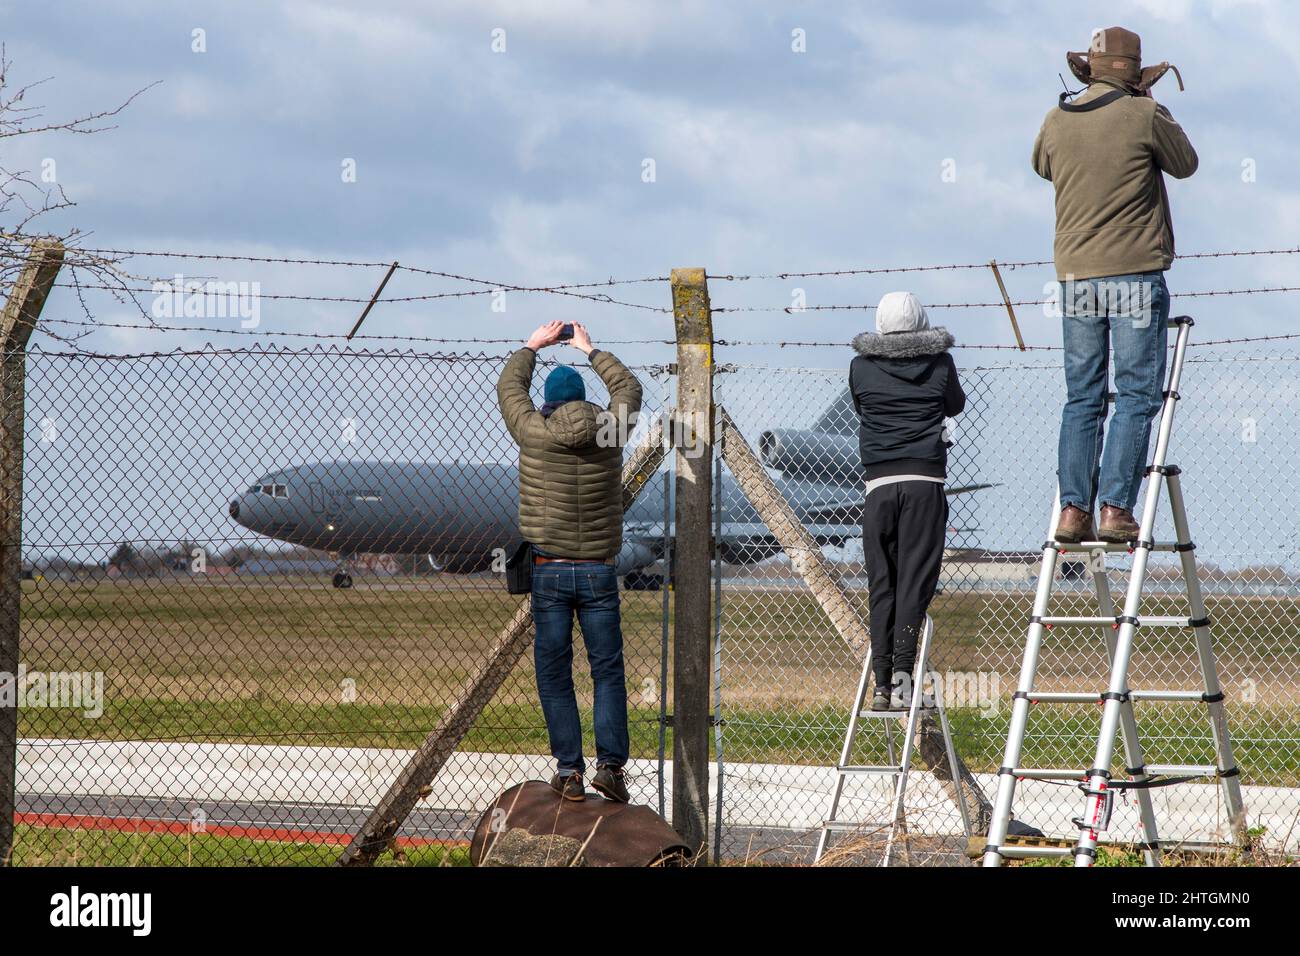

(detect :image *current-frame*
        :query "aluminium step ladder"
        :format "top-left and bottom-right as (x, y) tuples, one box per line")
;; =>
(982, 315), (1247, 868)
(815, 615), (972, 866)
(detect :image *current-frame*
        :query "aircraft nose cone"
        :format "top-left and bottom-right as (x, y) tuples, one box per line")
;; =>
(229, 499), (240, 520)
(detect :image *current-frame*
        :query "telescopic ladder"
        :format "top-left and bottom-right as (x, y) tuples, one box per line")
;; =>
(816, 615), (972, 866)
(982, 316), (1247, 867)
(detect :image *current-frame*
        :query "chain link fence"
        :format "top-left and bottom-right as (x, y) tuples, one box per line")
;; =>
(11, 345), (672, 865)
(8, 340), (1299, 865)
(715, 343), (1300, 862)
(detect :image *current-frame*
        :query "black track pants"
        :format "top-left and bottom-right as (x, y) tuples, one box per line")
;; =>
(862, 480), (948, 687)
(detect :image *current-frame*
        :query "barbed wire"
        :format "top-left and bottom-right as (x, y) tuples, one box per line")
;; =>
(23, 342), (675, 373)
(710, 245), (1300, 281)
(9, 239), (1297, 288)
(11, 241), (1300, 353)
(716, 332), (1300, 351)
(28, 243), (666, 287)
(36, 316), (1300, 355)
(50, 281), (507, 305)
(1188, 331), (1300, 348)
(27, 331), (1300, 363)
(38, 316), (677, 345)
(48, 275), (668, 314)
(713, 285), (1300, 314)
(4, 243), (670, 310)
(715, 338), (1063, 351)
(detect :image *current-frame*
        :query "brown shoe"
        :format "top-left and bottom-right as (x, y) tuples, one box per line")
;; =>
(1098, 505), (1140, 543)
(550, 772), (585, 802)
(1054, 505), (1095, 543)
(591, 764), (630, 804)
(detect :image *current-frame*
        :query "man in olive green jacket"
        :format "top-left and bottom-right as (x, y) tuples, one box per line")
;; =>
(1032, 26), (1195, 545)
(497, 320), (642, 803)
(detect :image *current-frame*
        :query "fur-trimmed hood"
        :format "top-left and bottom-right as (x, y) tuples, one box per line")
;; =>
(851, 327), (955, 359)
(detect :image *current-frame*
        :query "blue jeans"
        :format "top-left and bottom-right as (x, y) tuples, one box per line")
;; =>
(530, 561), (628, 776)
(1058, 271), (1170, 514)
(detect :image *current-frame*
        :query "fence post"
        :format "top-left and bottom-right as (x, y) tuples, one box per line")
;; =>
(669, 267), (713, 854)
(0, 238), (63, 865)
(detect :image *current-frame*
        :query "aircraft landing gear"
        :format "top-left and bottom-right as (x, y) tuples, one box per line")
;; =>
(622, 569), (662, 591)
(331, 553), (355, 589)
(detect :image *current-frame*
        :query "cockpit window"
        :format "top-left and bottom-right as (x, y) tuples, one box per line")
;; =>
(247, 482), (288, 497)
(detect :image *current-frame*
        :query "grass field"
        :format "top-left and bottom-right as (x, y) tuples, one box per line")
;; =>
(11, 824), (469, 866)
(12, 574), (1298, 867)
(15, 576), (1300, 782)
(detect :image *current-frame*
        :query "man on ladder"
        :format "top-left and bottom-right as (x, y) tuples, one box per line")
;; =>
(1032, 25), (1195, 543)
(981, 27), (1246, 867)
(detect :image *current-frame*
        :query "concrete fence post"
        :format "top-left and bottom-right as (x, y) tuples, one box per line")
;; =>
(0, 238), (64, 865)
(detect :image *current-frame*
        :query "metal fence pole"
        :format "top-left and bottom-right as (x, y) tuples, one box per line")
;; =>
(0, 238), (63, 866)
(669, 267), (713, 854)
(657, 468), (671, 819)
(711, 452), (725, 863)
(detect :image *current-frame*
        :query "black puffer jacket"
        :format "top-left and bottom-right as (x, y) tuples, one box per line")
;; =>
(849, 327), (965, 481)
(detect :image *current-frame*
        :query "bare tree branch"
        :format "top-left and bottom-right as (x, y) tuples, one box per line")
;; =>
(0, 45), (160, 330)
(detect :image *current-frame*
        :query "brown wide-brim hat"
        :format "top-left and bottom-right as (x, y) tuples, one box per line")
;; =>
(1067, 26), (1183, 93)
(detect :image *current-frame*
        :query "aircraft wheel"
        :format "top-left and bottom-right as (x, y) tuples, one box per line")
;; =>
(623, 571), (662, 591)
(333, 572), (353, 589)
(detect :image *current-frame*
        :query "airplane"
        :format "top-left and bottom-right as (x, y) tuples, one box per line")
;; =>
(228, 390), (992, 588)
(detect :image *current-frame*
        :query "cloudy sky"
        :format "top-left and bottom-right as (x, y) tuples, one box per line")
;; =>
(5, 0), (1299, 368)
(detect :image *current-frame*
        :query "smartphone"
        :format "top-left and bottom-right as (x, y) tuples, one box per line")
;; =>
(559, 323), (574, 341)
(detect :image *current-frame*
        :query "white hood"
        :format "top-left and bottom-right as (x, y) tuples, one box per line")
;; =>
(875, 291), (931, 335)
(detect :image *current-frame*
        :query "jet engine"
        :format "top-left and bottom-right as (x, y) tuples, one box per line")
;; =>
(758, 428), (861, 485)
(614, 540), (658, 576)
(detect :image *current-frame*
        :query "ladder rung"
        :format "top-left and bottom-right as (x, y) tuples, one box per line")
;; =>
(997, 845), (1073, 860)
(1130, 690), (1208, 702)
(1026, 689), (1210, 704)
(857, 708), (936, 719)
(1036, 615), (1199, 628)
(1144, 764), (1217, 777)
(822, 820), (896, 831)
(1026, 692), (1101, 704)
(1010, 768), (1086, 780)
(1052, 540), (1184, 553)
(836, 765), (903, 775)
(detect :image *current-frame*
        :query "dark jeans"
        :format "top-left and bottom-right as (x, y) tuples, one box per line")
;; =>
(862, 481), (947, 688)
(530, 561), (629, 776)
(1058, 271), (1170, 514)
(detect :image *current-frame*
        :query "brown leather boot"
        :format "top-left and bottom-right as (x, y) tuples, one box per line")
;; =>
(1099, 505), (1140, 543)
(1054, 505), (1095, 543)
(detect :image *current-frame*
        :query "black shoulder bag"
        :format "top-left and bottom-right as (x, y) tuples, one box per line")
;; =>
(505, 540), (534, 594)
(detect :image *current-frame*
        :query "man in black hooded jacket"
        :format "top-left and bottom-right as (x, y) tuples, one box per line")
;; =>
(850, 292), (965, 710)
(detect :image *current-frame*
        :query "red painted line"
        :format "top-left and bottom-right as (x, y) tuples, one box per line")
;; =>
(17, 811), (461, 850)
